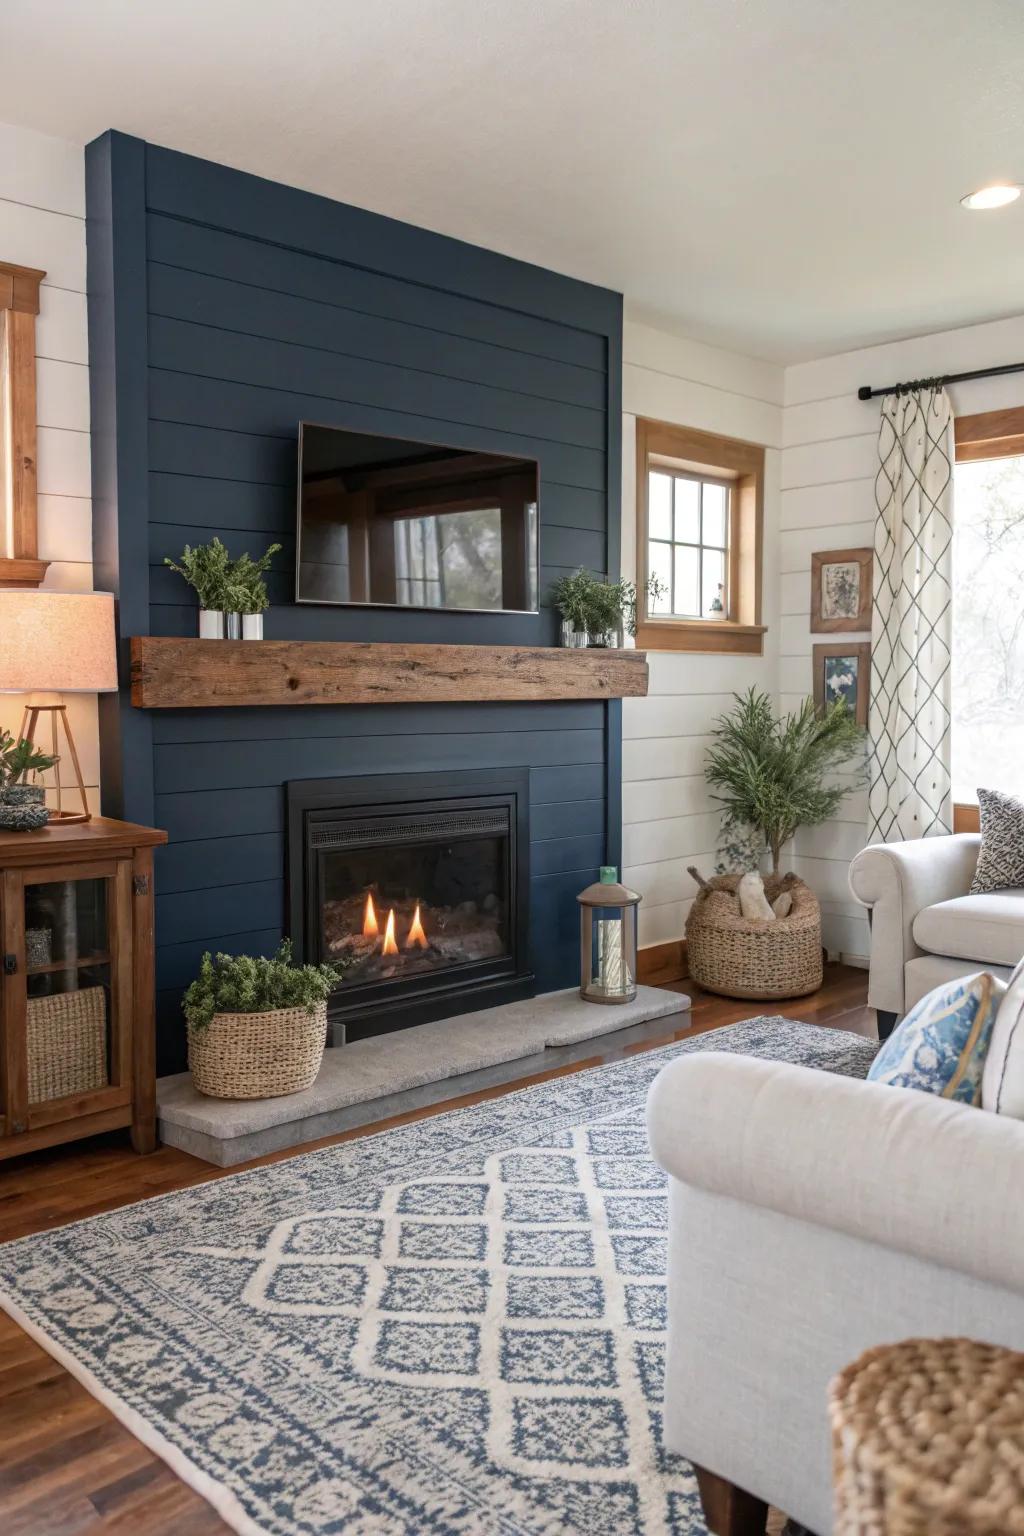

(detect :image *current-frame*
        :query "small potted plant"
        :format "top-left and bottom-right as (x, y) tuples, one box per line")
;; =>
(548, 569), (666, 647)
(164, 538), (233, 637)
(228, 542), (282, 640)
(0, 733), (57, 830)
(183, 940), (343, 1099)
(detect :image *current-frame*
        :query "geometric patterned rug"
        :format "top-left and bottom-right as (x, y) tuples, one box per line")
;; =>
(0, 1017), (876, 1536)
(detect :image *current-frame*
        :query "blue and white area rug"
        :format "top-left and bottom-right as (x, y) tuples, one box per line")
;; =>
(0, 1018), (875, 1536)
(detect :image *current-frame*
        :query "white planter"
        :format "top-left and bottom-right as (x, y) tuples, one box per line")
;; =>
(198, 609), (224, 639)
(242, 613), (264, 640)
(560, 620), (590, 648)
(225, 612), (242, 640)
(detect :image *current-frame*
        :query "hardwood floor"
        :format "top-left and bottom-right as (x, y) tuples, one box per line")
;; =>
(0, 964), (871, 1534)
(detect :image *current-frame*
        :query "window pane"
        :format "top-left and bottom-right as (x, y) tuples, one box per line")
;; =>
(952, 454), (1024, 802)
(674, 545), (700, 617)
(648, 541), (673, 612)
(649, 472), (672, 540)
(674, 478), (700, 543)
(702, 482), (728, 547)
(702, 548), (726, 616)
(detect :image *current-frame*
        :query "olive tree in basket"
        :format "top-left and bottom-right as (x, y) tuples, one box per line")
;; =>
(704, 688), (865, 879)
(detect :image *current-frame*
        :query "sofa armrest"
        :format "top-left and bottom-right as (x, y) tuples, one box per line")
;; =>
(848, 834), (981, 1015)
(647, 1051), (1024, 1295)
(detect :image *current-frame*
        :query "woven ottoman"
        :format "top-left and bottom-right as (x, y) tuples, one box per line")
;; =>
(829, 1336), (1024, 1535)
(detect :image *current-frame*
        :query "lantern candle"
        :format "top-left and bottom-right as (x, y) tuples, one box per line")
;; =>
(577, 866), (641, 1005)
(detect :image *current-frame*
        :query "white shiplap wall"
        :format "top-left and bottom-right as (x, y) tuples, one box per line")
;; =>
(781, 313), (1024, 959)
(621, 320), (783, 947)
(0, 121), (98, 810)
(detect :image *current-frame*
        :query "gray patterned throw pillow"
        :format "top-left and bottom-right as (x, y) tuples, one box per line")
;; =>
(971, 787), (1024, 894)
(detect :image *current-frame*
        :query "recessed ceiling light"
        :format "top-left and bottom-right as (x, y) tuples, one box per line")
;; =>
(961, 184), (1021, 211)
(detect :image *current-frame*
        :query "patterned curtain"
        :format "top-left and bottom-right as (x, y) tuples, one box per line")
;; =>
(867, 386), (954, 843)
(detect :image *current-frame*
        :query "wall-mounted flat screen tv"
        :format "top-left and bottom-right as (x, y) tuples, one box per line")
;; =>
(296, 423), (540, 613)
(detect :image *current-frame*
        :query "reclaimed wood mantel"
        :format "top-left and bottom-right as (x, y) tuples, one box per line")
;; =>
(129, 637), (649, 709)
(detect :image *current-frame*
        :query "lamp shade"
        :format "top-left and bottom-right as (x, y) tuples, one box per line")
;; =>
(0, 590), (118, 693)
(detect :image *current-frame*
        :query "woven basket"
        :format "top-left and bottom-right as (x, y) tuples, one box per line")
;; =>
(830, 1337), (1024, 1536)
(188, 1002), (328, 1100)
(685, 872), (822, 999)
(27, 985), (107, 1102)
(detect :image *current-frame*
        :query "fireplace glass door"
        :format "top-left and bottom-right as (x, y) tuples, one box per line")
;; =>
(314, 806), (512, 989)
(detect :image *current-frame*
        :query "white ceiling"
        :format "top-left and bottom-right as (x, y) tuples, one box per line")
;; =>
(4, 0), (1023, 361)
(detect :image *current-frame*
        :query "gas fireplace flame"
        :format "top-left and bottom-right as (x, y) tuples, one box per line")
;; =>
(406, 902), (428, 950)
(382, 908), (398, 956)
(362, 892), (379, 938)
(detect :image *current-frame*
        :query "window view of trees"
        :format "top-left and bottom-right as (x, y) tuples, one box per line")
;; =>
(952, 454), (1024, 803)
(395, 506), (505, 609)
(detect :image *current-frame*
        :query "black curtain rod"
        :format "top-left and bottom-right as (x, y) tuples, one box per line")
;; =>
(857, 360), (1024, 401)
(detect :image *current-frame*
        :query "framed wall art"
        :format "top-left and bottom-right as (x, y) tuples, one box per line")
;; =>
(810, 548), (872, 633)
(813, 641), (870, 726)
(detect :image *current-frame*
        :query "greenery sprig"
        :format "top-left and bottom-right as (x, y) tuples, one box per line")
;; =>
(183, 939), (344, 1031)
(164, 537), (233, 611)
(165, 538), (282, 614)
(228, 543), (283, 615)
(705, 688), (865, 877)
(547, 569), (666, 639)
(0, 731), (57, 790)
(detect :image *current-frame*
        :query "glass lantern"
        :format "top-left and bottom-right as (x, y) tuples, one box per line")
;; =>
(578, 866), (641, 1004)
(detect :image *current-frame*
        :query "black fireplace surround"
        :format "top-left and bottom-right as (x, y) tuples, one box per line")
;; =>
(287, 770), (533, 1041)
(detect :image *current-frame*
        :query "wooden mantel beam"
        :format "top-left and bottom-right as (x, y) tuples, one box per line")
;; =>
(130, 638), (649, 709)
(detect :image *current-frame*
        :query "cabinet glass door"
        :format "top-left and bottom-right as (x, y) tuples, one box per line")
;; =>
(17, 861), (132, 1127)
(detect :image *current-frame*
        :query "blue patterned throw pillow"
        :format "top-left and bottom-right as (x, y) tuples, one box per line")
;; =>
(868, 972), (1004, 1104)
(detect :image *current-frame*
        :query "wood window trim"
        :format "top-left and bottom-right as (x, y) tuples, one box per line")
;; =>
(952, 406), (1024, 832)
(0, 260), (48, 588)
(635, 417), (766, 654)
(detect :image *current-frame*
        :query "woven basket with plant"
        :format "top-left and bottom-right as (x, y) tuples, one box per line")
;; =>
(184, 941), (343, 1100)
(685, 689), (865, 1000)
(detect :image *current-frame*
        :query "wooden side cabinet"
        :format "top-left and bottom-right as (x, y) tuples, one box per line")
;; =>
(0, 818), (167, 1160)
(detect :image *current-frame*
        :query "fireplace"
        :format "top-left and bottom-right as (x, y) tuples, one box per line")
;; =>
(286, 770), (533, 1041)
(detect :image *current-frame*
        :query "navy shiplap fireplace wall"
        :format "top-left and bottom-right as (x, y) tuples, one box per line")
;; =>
(86, 131), (623, 1075)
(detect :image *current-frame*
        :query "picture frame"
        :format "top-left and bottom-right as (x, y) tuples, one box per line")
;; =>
(813, 641), (870, 726)
(810, 548), (872, 633)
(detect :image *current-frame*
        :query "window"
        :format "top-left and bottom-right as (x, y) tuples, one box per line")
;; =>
(635, 418), (765, 654)
(0, 259), (47, 586)
(647, 471), (730, 619)
(952, 407), (1024, 827)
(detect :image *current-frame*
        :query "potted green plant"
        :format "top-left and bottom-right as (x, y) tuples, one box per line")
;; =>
(227, 542), (282, 640)
(0, 732), (57, 830)
(548, 569), (666, 647)
(704, 688), (865, 878)
(164, 538), (233, 637)
(183, 940), (344, 1099)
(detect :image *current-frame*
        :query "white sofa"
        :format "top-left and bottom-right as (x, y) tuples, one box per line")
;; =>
(647, 1050), (1024, 1536)
(849, 833), (1024, 1032)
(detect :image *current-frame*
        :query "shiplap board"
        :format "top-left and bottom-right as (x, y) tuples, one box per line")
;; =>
(780, 479), (877, 531)
(622, 735), (714, 782)
(623, 811), (720, 868)
(623, 691), (742, 741)
(35, 286), (89, 366)
(35, 357), (90, 431)
(779, 521), (875, 573)
(36, 422), (91, 499)
(0, 123), (85, 216)
(623, 775), (713, 824)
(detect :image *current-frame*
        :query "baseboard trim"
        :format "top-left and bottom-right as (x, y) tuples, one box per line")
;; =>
(638, 939), (688, 986)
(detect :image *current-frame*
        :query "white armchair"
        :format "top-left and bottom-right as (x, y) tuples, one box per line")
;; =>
(647, 1050), (1024, 1536)
(849, 833), (1024, 1032)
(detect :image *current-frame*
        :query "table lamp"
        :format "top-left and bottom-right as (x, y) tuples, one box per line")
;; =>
(0, 590), (117, 823)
